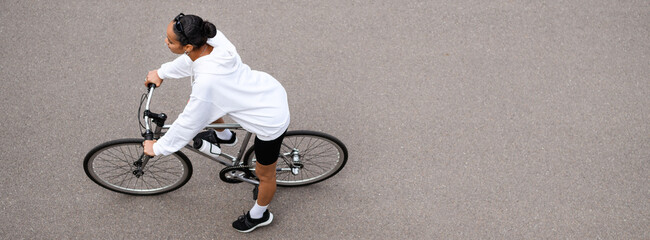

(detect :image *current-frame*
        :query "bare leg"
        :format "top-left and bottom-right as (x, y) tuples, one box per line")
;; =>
(255, 161), (277, 206)
(212, 117), (226, 132)
(232, 160), (277, 232)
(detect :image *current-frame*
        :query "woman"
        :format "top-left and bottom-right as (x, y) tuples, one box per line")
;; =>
(143, 13), (290, 233)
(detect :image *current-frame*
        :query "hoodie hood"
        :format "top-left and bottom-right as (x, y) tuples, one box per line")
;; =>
(192, 31), (242, 76)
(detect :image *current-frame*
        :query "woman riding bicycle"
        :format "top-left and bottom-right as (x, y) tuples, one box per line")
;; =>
(143, 13), (290, 233)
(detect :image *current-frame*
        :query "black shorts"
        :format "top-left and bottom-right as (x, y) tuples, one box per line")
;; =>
(254, 131), (287, 166)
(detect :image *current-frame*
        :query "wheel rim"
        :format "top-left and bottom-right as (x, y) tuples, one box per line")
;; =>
(87, 142), (189, 194)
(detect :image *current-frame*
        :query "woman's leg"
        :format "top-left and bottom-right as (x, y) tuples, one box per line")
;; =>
(232, 132), (285, 232)
(250, 132), (286, 214)
(212, 117), (226, 132)
(255, 162), (277, 206)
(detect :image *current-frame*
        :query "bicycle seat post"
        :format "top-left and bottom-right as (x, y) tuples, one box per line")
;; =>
(233, 132), (253, 165)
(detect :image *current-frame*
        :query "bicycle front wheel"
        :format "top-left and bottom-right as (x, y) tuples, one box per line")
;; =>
(83, 138), (192, 195)
(243, 130), (348, 187)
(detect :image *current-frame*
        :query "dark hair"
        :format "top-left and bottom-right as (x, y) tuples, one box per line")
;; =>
(173, 14), (217, 48)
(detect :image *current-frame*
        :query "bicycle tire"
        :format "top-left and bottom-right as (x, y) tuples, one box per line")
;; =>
(243, 130), (348, 187)
(83, 138), (192, 195)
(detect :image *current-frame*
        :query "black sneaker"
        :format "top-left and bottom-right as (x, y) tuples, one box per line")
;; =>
(193, 130), (237, 147)
(232, 210), (273, 233)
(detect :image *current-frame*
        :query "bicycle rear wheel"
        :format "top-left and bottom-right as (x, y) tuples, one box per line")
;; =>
(243, 130), (348, 187)
(83, 138), (192, 195)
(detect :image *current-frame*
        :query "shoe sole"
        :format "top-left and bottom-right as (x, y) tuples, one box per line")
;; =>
(220, 137), (238, 147)
(237, 213), (273, 233)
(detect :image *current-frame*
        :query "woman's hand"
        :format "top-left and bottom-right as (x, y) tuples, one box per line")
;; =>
(145, 70), (163, 87)
(143, 140), (157, 156)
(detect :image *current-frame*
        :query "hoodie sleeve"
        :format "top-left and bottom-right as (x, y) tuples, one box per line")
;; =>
(157, 54), (192, 80)
(152, 80), (226, 156)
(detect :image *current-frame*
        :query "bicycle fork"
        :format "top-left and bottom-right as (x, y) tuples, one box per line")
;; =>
(134, 84), (165, 178)
(133, 153), (150, 178)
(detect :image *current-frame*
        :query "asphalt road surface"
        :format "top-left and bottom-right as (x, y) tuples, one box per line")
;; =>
(1, 1), (648, 239)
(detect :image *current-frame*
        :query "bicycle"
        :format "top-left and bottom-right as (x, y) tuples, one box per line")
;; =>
(83, 84), (348, 197)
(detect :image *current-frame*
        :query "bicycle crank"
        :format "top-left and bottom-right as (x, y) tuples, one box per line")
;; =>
(219, 165), (258, 184)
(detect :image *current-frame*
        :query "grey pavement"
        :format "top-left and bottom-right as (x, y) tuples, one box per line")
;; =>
(1, 1), (648, 239)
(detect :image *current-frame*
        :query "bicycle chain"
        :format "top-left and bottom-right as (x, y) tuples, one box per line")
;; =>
(218, 165), (255, 183)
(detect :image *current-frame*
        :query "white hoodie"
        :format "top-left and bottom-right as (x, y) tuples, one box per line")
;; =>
(153, 30), (290, 156)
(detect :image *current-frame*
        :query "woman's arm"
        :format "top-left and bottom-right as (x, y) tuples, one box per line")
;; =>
(157, 54), (193, 79)
(149, 97), (222, 156)
(150, 79), (226, 156)
(145, 54), (193, 87)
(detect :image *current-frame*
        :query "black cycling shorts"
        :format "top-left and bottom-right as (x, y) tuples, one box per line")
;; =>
(254, 131), (287, 166)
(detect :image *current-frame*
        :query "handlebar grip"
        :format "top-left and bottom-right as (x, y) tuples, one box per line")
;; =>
(148, 83), (156, 89)
(143, 130), (154, 140)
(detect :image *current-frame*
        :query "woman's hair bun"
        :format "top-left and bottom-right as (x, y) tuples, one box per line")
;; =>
(203, 21), (217, 38)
